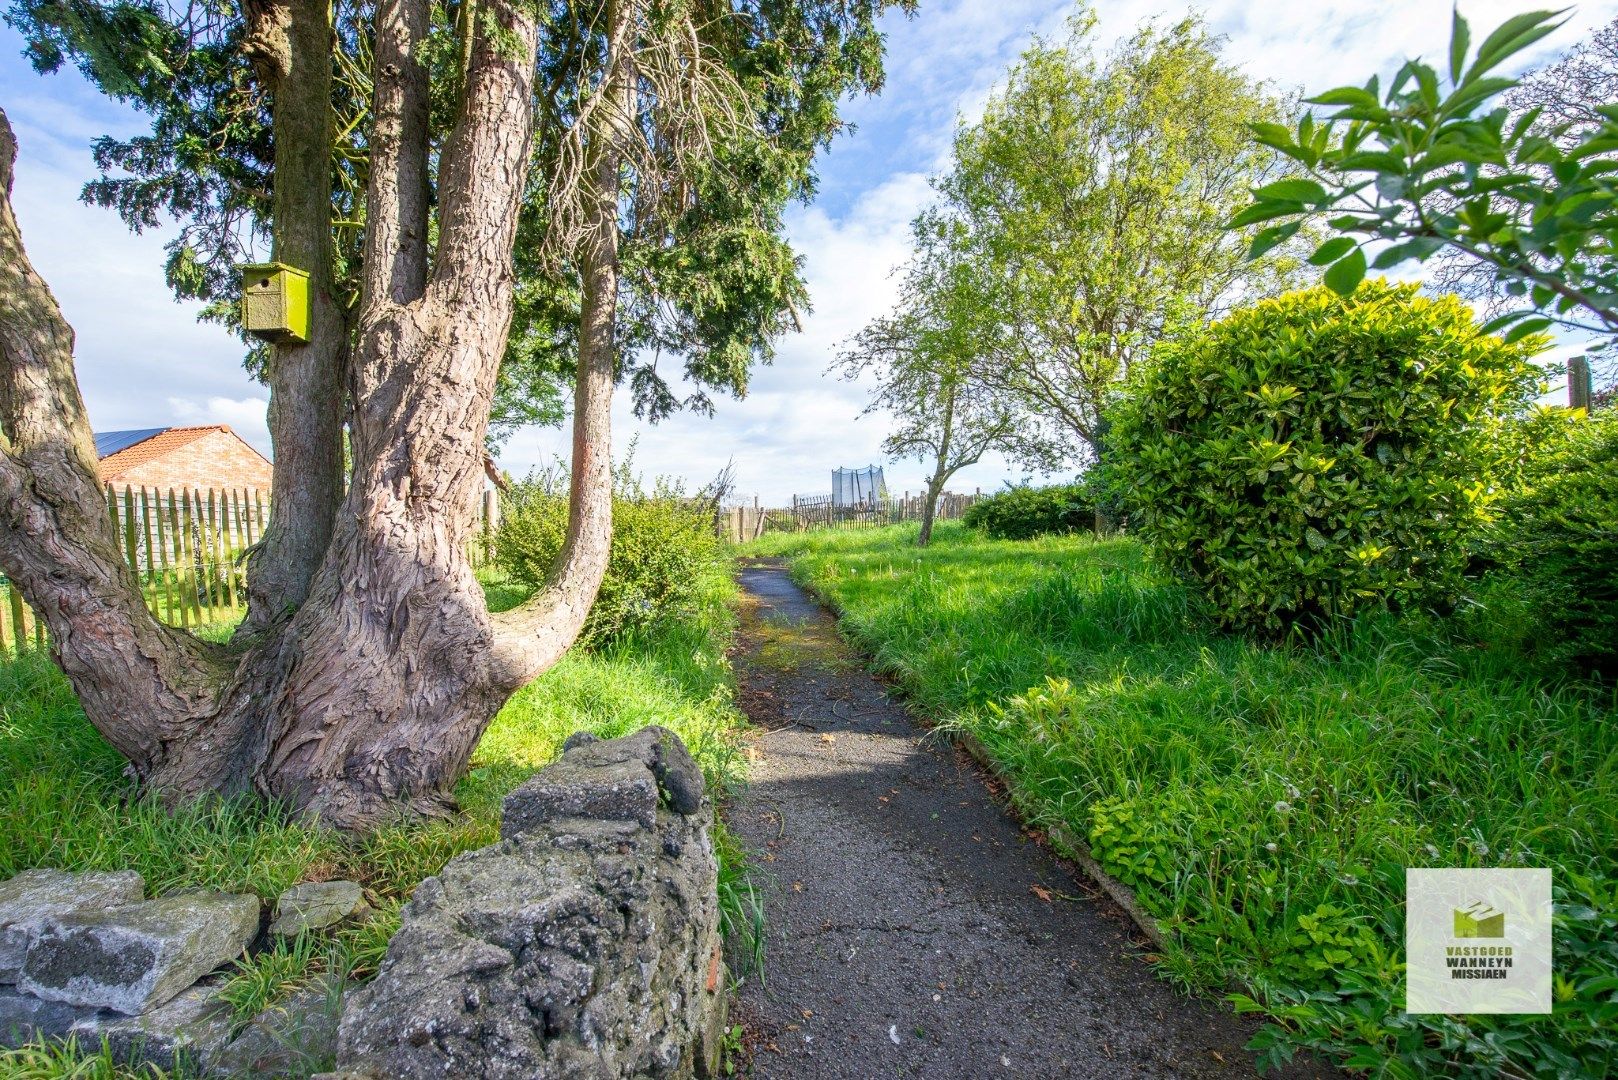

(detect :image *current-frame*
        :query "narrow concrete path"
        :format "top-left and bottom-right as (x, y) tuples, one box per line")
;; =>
(728, 559), (1333, 1080)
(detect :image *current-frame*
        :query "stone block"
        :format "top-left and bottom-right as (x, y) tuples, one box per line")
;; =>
(270, 881), (370, 938)
(68, 981), (236, 1073)
(0, 984), (104, 1047)
(0, 869), (143, 982)
(20, 891), (260, 1015)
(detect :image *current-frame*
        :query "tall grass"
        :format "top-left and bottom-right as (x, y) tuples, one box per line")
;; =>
(0, 558), (753, 1074)
(749, 522), (1617, 1078)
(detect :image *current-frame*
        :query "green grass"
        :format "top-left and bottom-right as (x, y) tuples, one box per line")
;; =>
(0, 1038), (178, 1079)
(747, 522), (1618, 1078)
(0, 559), (754, 1073)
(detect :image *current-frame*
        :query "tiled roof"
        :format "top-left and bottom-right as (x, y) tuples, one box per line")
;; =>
(94, 425), (267, 477)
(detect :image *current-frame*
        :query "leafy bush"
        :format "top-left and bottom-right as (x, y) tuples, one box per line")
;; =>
(496, 475), (728, 647)
(1107, 281), (1541, 636)
(1488, 408), (1618, 677)
(961, 483), (1092, 540)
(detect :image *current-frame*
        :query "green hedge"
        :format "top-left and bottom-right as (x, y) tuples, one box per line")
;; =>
(1488, 407), (1618, 677)
(496, 484), (728, 647)
(1107, 281), (1541, 637)
(962, 484), (1093, 540)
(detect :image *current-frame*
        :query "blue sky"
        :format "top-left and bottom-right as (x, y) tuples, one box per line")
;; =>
(3, 1), (1613, 504)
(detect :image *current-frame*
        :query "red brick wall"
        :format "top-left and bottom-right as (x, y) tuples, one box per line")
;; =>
(106, 430), (273, 493)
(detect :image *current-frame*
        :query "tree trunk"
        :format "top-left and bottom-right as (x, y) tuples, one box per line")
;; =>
(0, 0), (624, 830)
(240, 0), (348, 633)
(918, 471), (946, 547)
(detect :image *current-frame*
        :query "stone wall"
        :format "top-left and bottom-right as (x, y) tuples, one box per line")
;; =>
(0, 725), (725, 1079)
(331, 725), (727, 1079)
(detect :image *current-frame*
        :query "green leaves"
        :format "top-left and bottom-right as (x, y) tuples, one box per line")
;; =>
(1106, 280), (1542, 638)
(1449, 7), (1472, 84)
(1253, 179), (1329, 204)
(1322, 247), (1366, 296)
(1228, 7), (1617, 341)
(1308, 237), (1357, 266)
(1466, 9), (1570, 83)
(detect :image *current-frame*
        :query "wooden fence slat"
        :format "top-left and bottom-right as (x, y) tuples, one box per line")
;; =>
(153, 489), (176, 625)
(209, 489), (235, 611)
(171, 489), (193, 627)
(8, 584), (27, 658)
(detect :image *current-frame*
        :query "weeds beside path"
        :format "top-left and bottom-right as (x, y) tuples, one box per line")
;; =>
(727, 557), (1332, 1079)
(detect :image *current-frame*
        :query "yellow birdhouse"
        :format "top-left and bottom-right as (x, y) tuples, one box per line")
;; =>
(240, 262), (311, 344)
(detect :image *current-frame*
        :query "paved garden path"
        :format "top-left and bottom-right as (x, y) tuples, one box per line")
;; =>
(728, 559), (1335, 1080)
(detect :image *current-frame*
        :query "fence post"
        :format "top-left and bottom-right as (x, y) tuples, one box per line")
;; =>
(1569, 355), (1592, 411)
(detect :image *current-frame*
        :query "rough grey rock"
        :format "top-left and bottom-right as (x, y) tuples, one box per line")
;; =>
(214, 975), (345, 1078)
(0, 868), (144, 982)
(0, 984), (106, 1046)
(561, 730), (600, 751)
(338, 726), (722, 1079)
(501, 724), (706, 839)
(270, 881), (370, 938)
(68, 980), (236, 1073)
(20, 890), (260, 1015)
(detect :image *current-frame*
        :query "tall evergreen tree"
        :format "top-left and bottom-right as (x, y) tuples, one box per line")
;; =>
(0, 0), (905, 828)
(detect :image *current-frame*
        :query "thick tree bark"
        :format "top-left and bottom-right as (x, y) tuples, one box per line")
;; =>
(0, 0), (626, 829)
(240, 0), (348, 632)
(0, 109), (229, 783)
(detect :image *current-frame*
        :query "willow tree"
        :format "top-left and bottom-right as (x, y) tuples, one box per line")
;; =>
(0, 0), (898, 829)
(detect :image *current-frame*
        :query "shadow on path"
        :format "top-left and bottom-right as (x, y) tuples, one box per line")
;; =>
(728, 559), (1336, 1080)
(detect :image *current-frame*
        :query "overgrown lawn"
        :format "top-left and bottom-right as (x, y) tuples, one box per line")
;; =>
(748, 522), (1617, 1078)
(0, 562), (750, 1076)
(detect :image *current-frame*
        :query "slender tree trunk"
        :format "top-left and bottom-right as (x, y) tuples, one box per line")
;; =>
(918, 470), (946, 547)
(240, 0), (347, 632)
(0, 0), (624, 830)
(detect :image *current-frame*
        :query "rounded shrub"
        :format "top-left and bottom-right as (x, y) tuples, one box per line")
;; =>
(1106, 281), (1541, 637)
(961, 484), (1093, 540)
(496, 489), (727, 647)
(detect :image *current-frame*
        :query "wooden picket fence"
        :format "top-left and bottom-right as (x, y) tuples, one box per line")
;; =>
(1, 485), (504, 659)
(718, 490), (985, 541)
(0, 486), (269, 657)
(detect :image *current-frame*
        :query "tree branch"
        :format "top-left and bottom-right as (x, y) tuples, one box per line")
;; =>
(0, 108), (221, 771)
(361, 0), (430, 308)
(240, 0), (348, 632)
(488, 0), (635, 688)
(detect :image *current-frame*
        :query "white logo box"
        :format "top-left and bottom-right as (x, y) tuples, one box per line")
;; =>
(1406, 867), (1552, 1014)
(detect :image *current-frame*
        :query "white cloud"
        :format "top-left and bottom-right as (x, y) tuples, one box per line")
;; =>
(167, 396), (272, 454)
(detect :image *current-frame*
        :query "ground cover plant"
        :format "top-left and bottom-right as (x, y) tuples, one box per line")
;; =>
(746, 522), (1618, 1078)
(0, 555), (752, 1076)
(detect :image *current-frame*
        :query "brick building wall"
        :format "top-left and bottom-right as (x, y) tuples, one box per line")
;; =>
(100, 427), (273, 492)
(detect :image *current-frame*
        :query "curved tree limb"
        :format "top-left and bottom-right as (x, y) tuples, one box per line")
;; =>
(0, 108), (224, 775)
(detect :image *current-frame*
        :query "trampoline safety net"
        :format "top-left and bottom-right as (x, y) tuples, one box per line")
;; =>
(831, 465), (887, 508)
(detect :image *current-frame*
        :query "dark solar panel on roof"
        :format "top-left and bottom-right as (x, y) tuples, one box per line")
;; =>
(93, 428), (168, 458)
